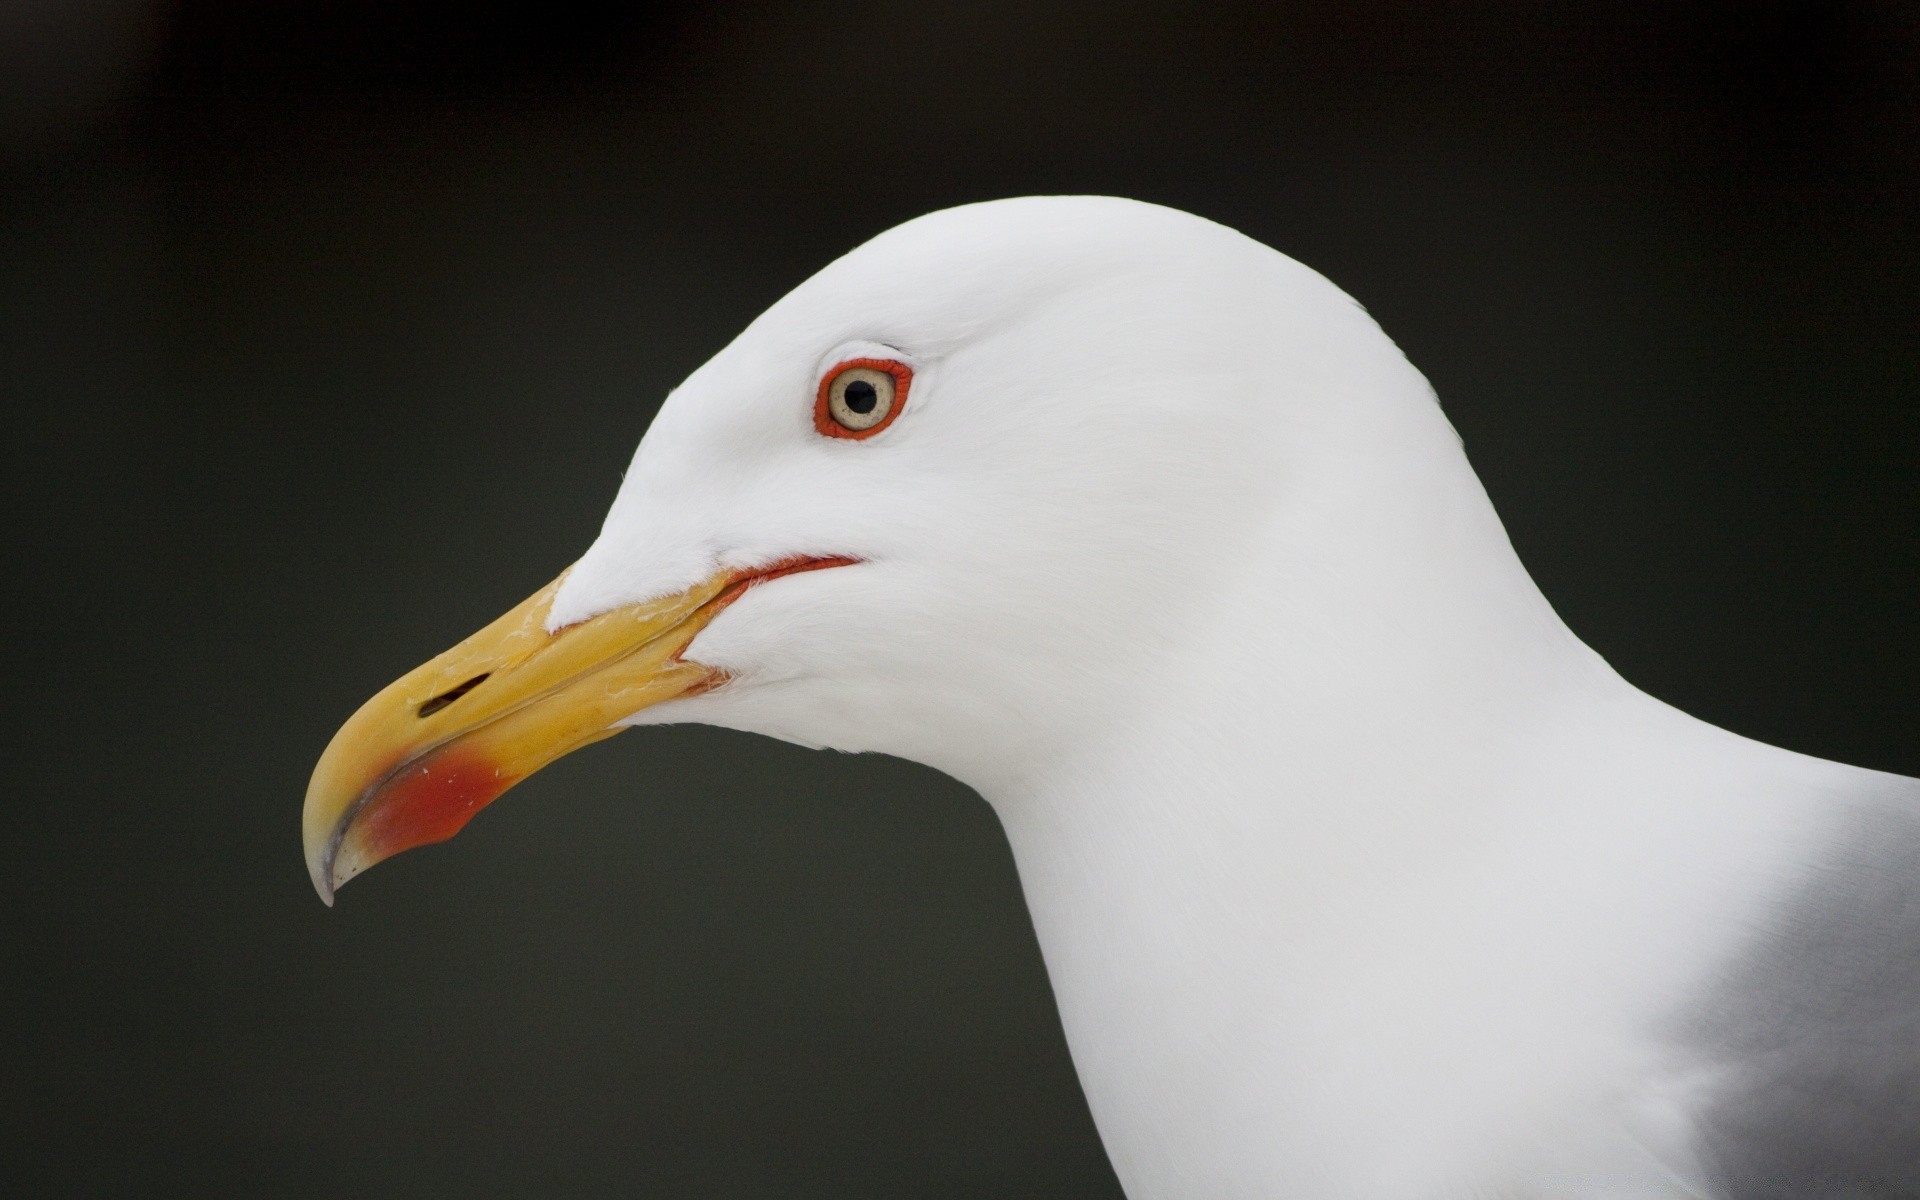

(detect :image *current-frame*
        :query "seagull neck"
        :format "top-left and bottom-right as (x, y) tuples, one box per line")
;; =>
(988, 534), (1611, 931)
(979, 626), (1621, 1194)
(965, 446), (1657, 1192)
(961, 441), (1857, 1196)
(985, 425), (1616, 852)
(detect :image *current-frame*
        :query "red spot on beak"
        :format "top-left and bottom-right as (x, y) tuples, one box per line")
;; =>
(354, 746), (519, 863)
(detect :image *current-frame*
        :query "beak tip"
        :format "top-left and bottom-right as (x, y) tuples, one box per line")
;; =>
(309, 863), (336, 907)
(305, 837), (339, 907)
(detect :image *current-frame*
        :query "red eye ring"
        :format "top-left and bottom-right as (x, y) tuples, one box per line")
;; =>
(815, 357), (913, 440)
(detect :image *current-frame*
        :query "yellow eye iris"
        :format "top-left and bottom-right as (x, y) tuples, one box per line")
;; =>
(815, 358), (911, 439)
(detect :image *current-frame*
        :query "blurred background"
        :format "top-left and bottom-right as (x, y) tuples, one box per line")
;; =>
(4, 1), (1917, 1195)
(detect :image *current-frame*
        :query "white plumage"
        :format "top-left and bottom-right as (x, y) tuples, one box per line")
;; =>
(365, 196), (1920, 1197)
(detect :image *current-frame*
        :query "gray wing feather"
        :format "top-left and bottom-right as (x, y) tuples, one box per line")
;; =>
(1681, 787), (1920, 1199)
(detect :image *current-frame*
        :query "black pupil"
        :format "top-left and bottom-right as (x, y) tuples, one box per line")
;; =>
(843, 379), (879, 415)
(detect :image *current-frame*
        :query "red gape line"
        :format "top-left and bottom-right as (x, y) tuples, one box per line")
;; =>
(712, 554), (861, 609)
(814, 357), (913, 439)
(671, 554), (860, 691)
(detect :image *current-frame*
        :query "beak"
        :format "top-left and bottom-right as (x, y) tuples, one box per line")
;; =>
(302, 557), (854, 904)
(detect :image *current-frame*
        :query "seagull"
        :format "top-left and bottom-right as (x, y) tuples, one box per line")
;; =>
(304, 196), (1920, 1198)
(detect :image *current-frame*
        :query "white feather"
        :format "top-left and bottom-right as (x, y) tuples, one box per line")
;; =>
(551, 197), (1914, 1198)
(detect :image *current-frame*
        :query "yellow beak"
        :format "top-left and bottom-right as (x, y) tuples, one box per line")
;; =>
(302, 557), (854, 904)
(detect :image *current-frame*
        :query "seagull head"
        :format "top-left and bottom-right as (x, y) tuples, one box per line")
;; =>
(303, 195), (1456, 902)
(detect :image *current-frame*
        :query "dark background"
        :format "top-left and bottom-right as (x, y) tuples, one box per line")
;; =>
(5, 1), (1917, 1195)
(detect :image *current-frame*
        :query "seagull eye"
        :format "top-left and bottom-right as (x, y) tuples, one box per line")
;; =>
(816, 358), (911, 439)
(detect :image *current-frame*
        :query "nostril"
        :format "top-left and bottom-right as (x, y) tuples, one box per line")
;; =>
(418, 673), (490, 718)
